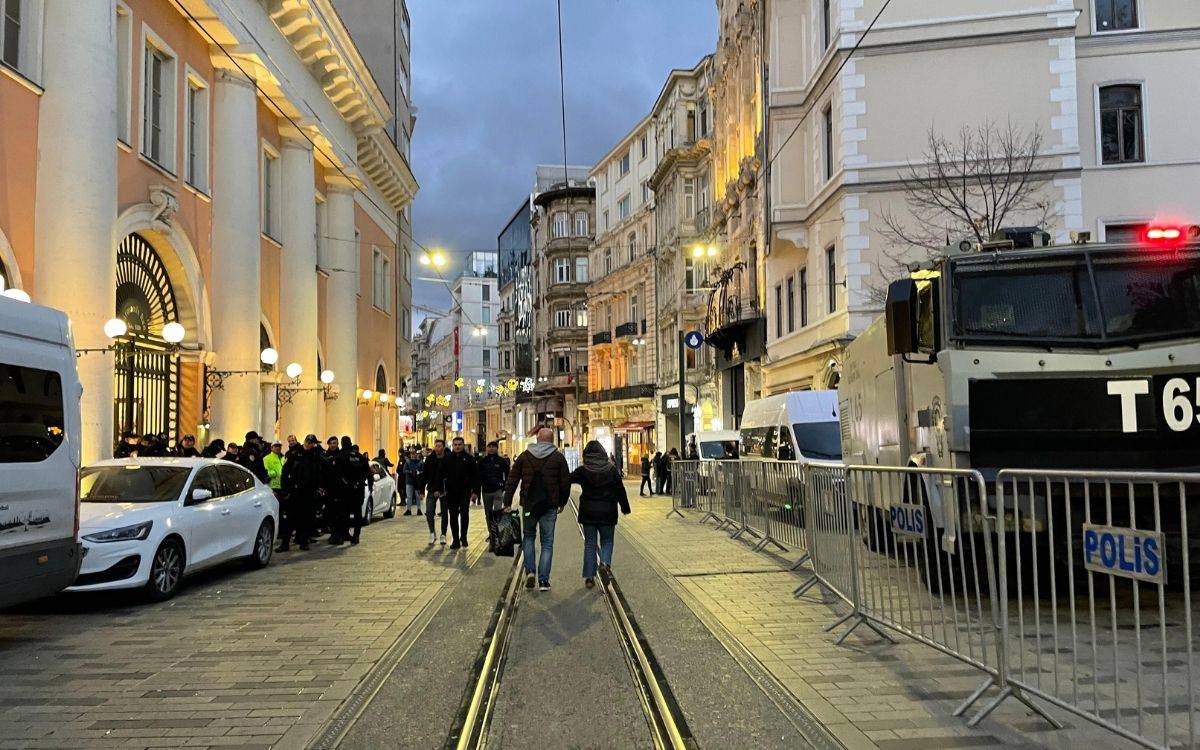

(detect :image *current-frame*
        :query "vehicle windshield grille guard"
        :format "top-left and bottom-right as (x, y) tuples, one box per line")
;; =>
(948, 244), (1200, 348)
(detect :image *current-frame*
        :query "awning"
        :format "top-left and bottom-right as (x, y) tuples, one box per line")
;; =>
(615, 421), (655, 431)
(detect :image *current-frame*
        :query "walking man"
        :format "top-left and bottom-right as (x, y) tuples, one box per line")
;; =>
(423, 439), (450, 545)
(639, 453), (653, 497)
(402, 447), (425, 516)
(443, 437), (479, 550)
(478, 441), (509, 544)
(503, 427), (570, 591)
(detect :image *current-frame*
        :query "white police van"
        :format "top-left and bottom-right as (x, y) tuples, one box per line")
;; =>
(738, 391), (841, 462)
(0, 296), (84, 607)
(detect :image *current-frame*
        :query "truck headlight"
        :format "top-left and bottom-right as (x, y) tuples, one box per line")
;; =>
(82, 521), (153, 543)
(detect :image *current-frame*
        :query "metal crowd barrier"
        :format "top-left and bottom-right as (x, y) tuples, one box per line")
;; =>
(986, 470), (1198, 749)
(663, 459), (1200, 749)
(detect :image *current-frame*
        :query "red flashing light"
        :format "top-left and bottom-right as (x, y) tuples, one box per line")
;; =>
(1146, 227), (1182, 241)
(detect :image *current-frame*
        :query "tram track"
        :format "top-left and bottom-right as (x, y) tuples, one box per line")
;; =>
(445, 500), (696, 750)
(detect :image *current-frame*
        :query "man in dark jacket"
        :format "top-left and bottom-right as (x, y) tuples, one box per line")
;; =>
(652, 451), (666, 495)
(174, 434), (200, 458)
(502, 427), (570, 591)
(570, 441), (632, 587)
(422, 440), (450, 545)
(239, 431), (270, 484)
(478, 441), (510, 544)
(443, 437), (479, 550)
(280, 435), (324, 550)
(639, 454), (653, 496)
(331, 436), (370, 545)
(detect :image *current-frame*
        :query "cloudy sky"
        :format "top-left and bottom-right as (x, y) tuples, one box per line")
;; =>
(407, 1), (717, 320)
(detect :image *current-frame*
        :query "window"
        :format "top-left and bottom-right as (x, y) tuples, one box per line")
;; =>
(627, 232), (636, 262)
(826, 245), (838, 313)
(618, 195), (631, 221)
(800, 268), (809, 327)
(116, 4), (132, 143)
(483, 350), (491, 367)
(619, 152), (631, 176)
(685, 257), (699, 292)
(503, 351), (511, 370)
(482, 307), (492, 324)
(502, 322), (511, 341)
(684, 178), (695, 216)
(604, 247), (613, 275)
(555, 257), (570, 284)
(482, 284), (491, 301)
(822, 0), (833, 49)
(402, 309), (410, 340)
(822, 104), (835, 181)
(774, 284), (783, 338)
(555, 308), (571, 328)
(373, 248), (392, 313)
(699, 101), (709, 137)
(602, 210), (609, 233)
(1099, 84), (1144, 165)
(142, 37), (177, 170)
(575, 256), (589, 283)
(555, 354), (571, 374)
(642, 183), (651, 204)
(1095, 0), (1138, 32)
(640, 136), (648, 159)
(787, 276), (796, 333)
(0, 0), (19, 69)
(574, 211), (589, 236)
(631, 292), (639, 326)
(261, 147), (280, 239)
(0, 363), (65, 463)
(575, 307), (588, 327)
(184, 73), (209, 191)
(217, 465), (255, 494)
(552, 212), (569, 238)
(188, 466), (224, 500)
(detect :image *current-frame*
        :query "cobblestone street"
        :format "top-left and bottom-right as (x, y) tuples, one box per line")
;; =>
(0, 513), (487, 750)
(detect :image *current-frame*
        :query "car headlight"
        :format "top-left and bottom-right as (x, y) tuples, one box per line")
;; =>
(82, 521), (153, 543)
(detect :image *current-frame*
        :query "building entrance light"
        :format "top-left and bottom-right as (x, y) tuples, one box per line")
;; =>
(260, 347), (279, 366)
(285, 362), (303, 379)
(161, 322), (186, 344)
(319, 369), (336, 384)
(103, 318), (129, 339)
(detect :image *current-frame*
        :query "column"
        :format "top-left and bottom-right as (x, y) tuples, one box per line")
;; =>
(34, 1), (118, 462)
(278, 135), (320, 437)
(323, 182), (358, 438)
(209, 68), (262, 440)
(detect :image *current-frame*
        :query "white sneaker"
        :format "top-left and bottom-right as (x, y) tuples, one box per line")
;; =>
(439, 534), (447, 545)
(428, 532), (435, 545)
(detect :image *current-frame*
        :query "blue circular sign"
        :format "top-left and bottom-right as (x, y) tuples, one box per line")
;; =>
(684, 331), (704, 350)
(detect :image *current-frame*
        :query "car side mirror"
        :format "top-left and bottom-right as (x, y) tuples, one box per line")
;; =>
(188, 488), (213, 505)
(885, 279), (919, 356)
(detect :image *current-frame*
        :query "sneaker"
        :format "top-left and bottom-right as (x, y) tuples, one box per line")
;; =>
(585, 578), (595, 589)
(439, 534), (447, 545)
(525, 574), (536, 589)
(416, 510), (423, 516)
(428, 532), (436, 545)
(538, 581), (551, 592)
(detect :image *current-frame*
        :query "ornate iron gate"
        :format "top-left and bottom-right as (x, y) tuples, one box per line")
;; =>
(113, 234), (179, 443)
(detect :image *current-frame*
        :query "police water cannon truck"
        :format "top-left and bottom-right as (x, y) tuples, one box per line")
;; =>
(839, 224), (1200, 585)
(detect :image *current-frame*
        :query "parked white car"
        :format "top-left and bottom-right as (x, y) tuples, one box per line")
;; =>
(362, 461), (398, 522)
(69, 458), (279, 601)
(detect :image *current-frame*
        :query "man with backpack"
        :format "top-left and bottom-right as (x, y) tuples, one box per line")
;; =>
(502, 427), (571, 591)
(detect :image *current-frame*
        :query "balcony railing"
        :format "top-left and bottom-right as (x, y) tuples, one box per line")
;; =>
(693, 206), (712, 233)
(614, 321), (638, 339)
(592, 331), (612, 346)
(582, 383), (656, 404)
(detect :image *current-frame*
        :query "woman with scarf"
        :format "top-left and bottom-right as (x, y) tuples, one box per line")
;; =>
(569, 441), (631, 589)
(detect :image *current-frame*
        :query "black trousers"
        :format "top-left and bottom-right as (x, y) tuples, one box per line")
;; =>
(445, 493), (470, 544)
(640, 476), (652, 495)
(280, 492), (315, 545)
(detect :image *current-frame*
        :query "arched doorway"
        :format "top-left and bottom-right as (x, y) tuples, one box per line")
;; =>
(373, 365), (387, 452)
(113, 234), (180, 443)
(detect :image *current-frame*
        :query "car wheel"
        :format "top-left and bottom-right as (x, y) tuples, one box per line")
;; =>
(145, 538), (185, 602)
(247, 519), (274, 569)
(362, 496), (373, 526)
(383, 491), (397, 519)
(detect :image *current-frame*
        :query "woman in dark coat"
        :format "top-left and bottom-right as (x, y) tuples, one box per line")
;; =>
(570, 441), (632, 588)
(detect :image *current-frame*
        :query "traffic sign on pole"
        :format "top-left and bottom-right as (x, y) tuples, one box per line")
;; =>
(684, 331), (704, 350)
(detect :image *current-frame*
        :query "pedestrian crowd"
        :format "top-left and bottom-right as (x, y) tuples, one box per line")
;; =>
(114, 426), (651, 592)
(115, 429), (376, 552)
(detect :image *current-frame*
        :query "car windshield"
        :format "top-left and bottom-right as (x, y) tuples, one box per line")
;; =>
(792, 423), (842, 461)
(699, 440), (739, 459)
(80, 466), (191, 503)
(952, 247), (1200, 345)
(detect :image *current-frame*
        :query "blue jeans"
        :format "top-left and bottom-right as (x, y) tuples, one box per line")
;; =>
(522, 510), (557, 583)
(582, 524), (615, 580)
